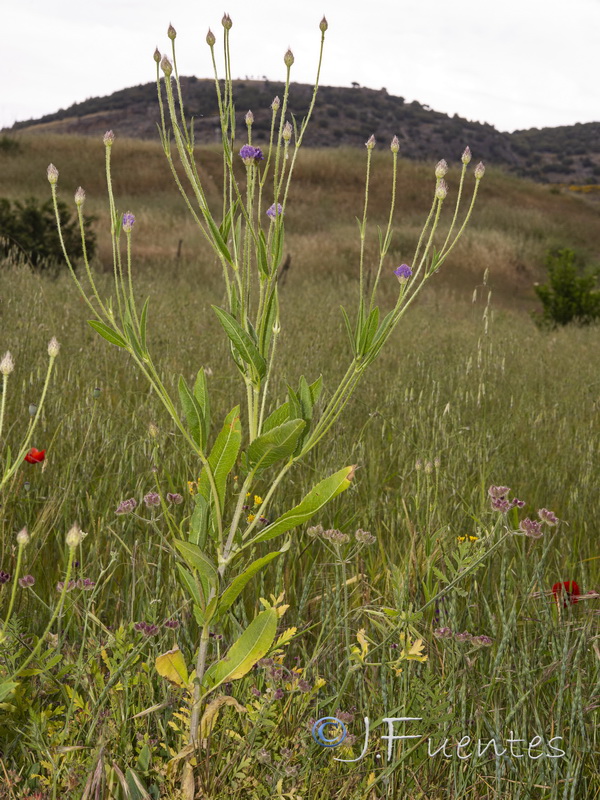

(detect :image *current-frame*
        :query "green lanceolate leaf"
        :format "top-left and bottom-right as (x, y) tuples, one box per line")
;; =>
(174, 541), (218, 603)
(340, 306), (356, 355)
(124, 321), (144, 360)
(0, 681), (18, 703)
(212, 307), (266, 380)
(178, 375), (206, 449)
(247, 419), (305, 472)
(189, 494), (209, 547)
(248, 465), (356, 545)
(358, 307), (380, 356)
(201, 608), (278, 695)
(88, 320), (128, 349)
(218, 540), (291, 617)
(139, 297), (150, 352)
(193, 368), (211, 448)
(205, 212), (233, 265)
(309, 375), (323, 405)
(263, 401), (291, 433)
(176, 563), (204, 608)
(257, 230), (269, 278)
(198, 407), (242, 511)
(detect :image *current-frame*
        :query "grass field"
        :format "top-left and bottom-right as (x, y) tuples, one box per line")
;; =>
(0, 132), (599, 799)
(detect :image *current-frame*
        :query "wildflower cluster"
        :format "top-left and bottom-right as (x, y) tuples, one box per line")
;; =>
(488, 485), (525, 512)
(115, 491), (183, 515)
(307, 524), (376, 546)
(433, 627), (493, 646)
(56, 578), (96, 592)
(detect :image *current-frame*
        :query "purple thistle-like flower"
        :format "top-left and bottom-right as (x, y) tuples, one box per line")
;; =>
(473, 635), (493, 647)
(19, 574), (35, 588)
(122, 212), (135, 232)
(488, 485), (525, 512)
(433, 627), (453, 639)
(167, 492), (183, 505)
(0, 570), (11, 584)
(116, 498), (137, 515)
(267, 203), (283, 220)
(273, 688), (285, 700)
(538, 508), (559, 526)
(164, 618), (180, 629)
(519, 518), (543, 539)
(239, 145), (264, 165)
(143, 492), (161, 508)
(394, 264), (413, 283)
(454, 631), (473, 642)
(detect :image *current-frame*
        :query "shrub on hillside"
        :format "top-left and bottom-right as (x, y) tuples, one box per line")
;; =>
(0, 196), (96, 272)
(533, 248), (600, 327)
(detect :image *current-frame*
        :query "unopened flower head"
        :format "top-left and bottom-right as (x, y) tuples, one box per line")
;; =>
(153, 47), (161, 63)
(239, 144), (264, 165)
(538, 508), (559, 526)
(307, 524), (324, 538)
(144, 492), (161, 508)
(355, 528), (376, 545)
(519, 517), (543, 539)
(66, 523), (83, 549)
(390, 135), (400, 153)
(433, 627), (453, 639)
(116, 498), (137, 515)
(74, 187), (86, 206)
(271, 96), (280, 112)
(435, 159), (448, 178)
(48, 337), (60, 358)
(435, 179), (448, 200)
(0, 351), (14, 376)
(462, 146), (472, 165)
(282, 121), (293, 142)
(320, 16), (328, 32)
(160, 56), (173, 76)
(16, 527), (30, 547)
(222, 13), (233, 29)
(47, 164), (59, 185)
(122, 212), (135, 232)
(245, 110), (254, 126)
(267, 203), (283, 220)
(473, 634), (493, 647)
(365, 134), (376, 150)
(19, 574), (35, 588)
(103, 130), (115, 146)
(206, 29), (216, 46)
(167, 492), (183, 505)
(167, 23), (176, 40)
(394, 264), (412, 283)
(284, 49), (294, 67)
(474, 162), (485, 180)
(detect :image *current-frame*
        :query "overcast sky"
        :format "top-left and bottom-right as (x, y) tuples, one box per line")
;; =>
(2, 0), (598, 134)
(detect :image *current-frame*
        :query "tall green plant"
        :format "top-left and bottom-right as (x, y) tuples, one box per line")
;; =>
(533, 247), (600, 327)
(47, 13), (485, 771)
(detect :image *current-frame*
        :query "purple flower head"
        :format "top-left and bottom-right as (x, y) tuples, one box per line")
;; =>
(143, 492), (161, 508)
(519, 518), (543, 539)
(116, 498), (137, 515)
(394, 264), (413, 283)
(19, 574), (35, 588)
(273, 688), (285, 700)
(488, 485), (525, 513)
(122, 212), (135, 232)
(167, 492), (183, 505)
(267, 203), (283, 220)
(538, 508), (559, 526)
(164, 618), (180, 629)
(454, 631), (473, 643)
(433, 626), (453, 639)
(239, 145), (264, 165)
(0, 570), (11, 585)
(473, 635), (493, 647)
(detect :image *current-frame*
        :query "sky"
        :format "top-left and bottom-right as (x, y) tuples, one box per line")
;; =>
(2, 0), (599, 134)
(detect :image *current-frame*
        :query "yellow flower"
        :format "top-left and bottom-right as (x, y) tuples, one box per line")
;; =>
(247, 514), (256, 523)
(469, 535), (479, 542)
(187, 481), (197, 495)
(245, 492), (251, 498)
(254, 495), (263, 506)
(457, 536), (466, 543)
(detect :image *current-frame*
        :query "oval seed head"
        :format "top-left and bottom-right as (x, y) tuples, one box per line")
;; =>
(103, 130), (115, 146)
(206, 28), (216, 46)
(462, 146), (472, 165)
(222, 13), (233, 30)
(74, 186), (86, 207)
(365, 134), (376, 150)
(320, 16), (328, 32)
(0, 351), (14, 376)
(271, 96), (280, 112)
(47, 164), (59, 185)
(284, 49), (294, 67)
(65, 523), (83, 549)
(282, 121), (292, 141)
(390, 135), (400, 153)
(167, 23), (176, 40)
(16, 527), (30, 547)
(435, 179), (448, 200)
(160, 56), (173, 76)
(474, 161), (485, 180)
(153, 47), (161, 63)
(245, 110), (254, 126)
(435, 159), (448, 179)
(48, 337), (60, 358)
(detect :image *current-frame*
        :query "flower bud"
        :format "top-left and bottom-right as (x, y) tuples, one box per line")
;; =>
(474, 162), (485, 180)
(47, 164), (59, 185)
(435, 159), (448, 179)
(284, 49), (294, 67)
(65, 523), (83, 549)
(222, 13), (232, 30)
(29, 403), (37, 417)
(206, 29), (216, 47)
(103, 130), (115, 146)
(48, 337), (60, 358)
(245, 110), (254, 126)
(74, 187), (86, 207)
(122, 212), (135, 232)
(160, 56), (173, 76)
(461, 146), (472, 165)
(365, 135), (375, 150)
(435, 179), (448, 200)
(167, 23), (176, 40)
(282, 121), (292, 141)
(0, 351), (14, 376)
(390, 135), (399, 153)
(16, 527), (29, 547)
(153, 47), (161, 63)
(320, 16), (328, 32)
(271, 96), (280, 112)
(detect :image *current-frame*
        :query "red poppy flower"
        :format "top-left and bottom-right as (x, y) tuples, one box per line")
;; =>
(24, 448), (45, 464)
(552, 581), (580, 607)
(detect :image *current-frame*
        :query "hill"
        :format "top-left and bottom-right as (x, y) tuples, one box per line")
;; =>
(5, 78), (600, 185)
